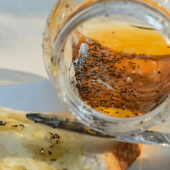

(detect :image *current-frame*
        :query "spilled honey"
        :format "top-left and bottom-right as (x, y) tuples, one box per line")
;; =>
(72, 21), (170, 118)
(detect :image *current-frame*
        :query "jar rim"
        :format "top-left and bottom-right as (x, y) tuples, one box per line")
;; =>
(53, 0), (170, 135)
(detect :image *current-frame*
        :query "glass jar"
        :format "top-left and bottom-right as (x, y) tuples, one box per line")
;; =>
(42, 0), (170, 135)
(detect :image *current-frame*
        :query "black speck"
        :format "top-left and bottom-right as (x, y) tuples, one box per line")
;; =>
(48, 151), (52, 155)
(134, 113), (138, 116)
(51, 57), (53, 63)
(0, 121), (6, 126)
(50, 145), (55, 148)
(65, 4), (70, 8)
(55, 134), (60, 138)
(12, 125), (18, 127)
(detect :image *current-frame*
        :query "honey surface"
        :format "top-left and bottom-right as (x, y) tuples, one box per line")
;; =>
(72, 21), (170, 118)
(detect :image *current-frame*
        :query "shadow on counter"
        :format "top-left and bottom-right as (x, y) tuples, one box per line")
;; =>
(0, 68), (47, 87)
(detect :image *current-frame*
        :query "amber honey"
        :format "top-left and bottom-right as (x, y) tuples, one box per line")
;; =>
(72, 21), (170, 118)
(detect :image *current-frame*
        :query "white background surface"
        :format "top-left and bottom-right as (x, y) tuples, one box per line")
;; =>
(0, 0), (56, 86)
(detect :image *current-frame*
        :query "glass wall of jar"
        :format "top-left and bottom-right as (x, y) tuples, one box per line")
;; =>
(42, 0), (170, 135)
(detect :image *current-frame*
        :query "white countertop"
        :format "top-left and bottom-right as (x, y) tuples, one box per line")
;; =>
(0, 0), (56, 86)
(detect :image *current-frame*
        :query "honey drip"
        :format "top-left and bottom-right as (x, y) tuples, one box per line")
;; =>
(72, 22), (170, 118)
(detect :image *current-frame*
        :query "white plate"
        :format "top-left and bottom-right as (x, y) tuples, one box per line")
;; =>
(0, 80), (170, 170)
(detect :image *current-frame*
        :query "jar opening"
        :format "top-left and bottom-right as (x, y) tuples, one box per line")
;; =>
(53, 0), (170, 135)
